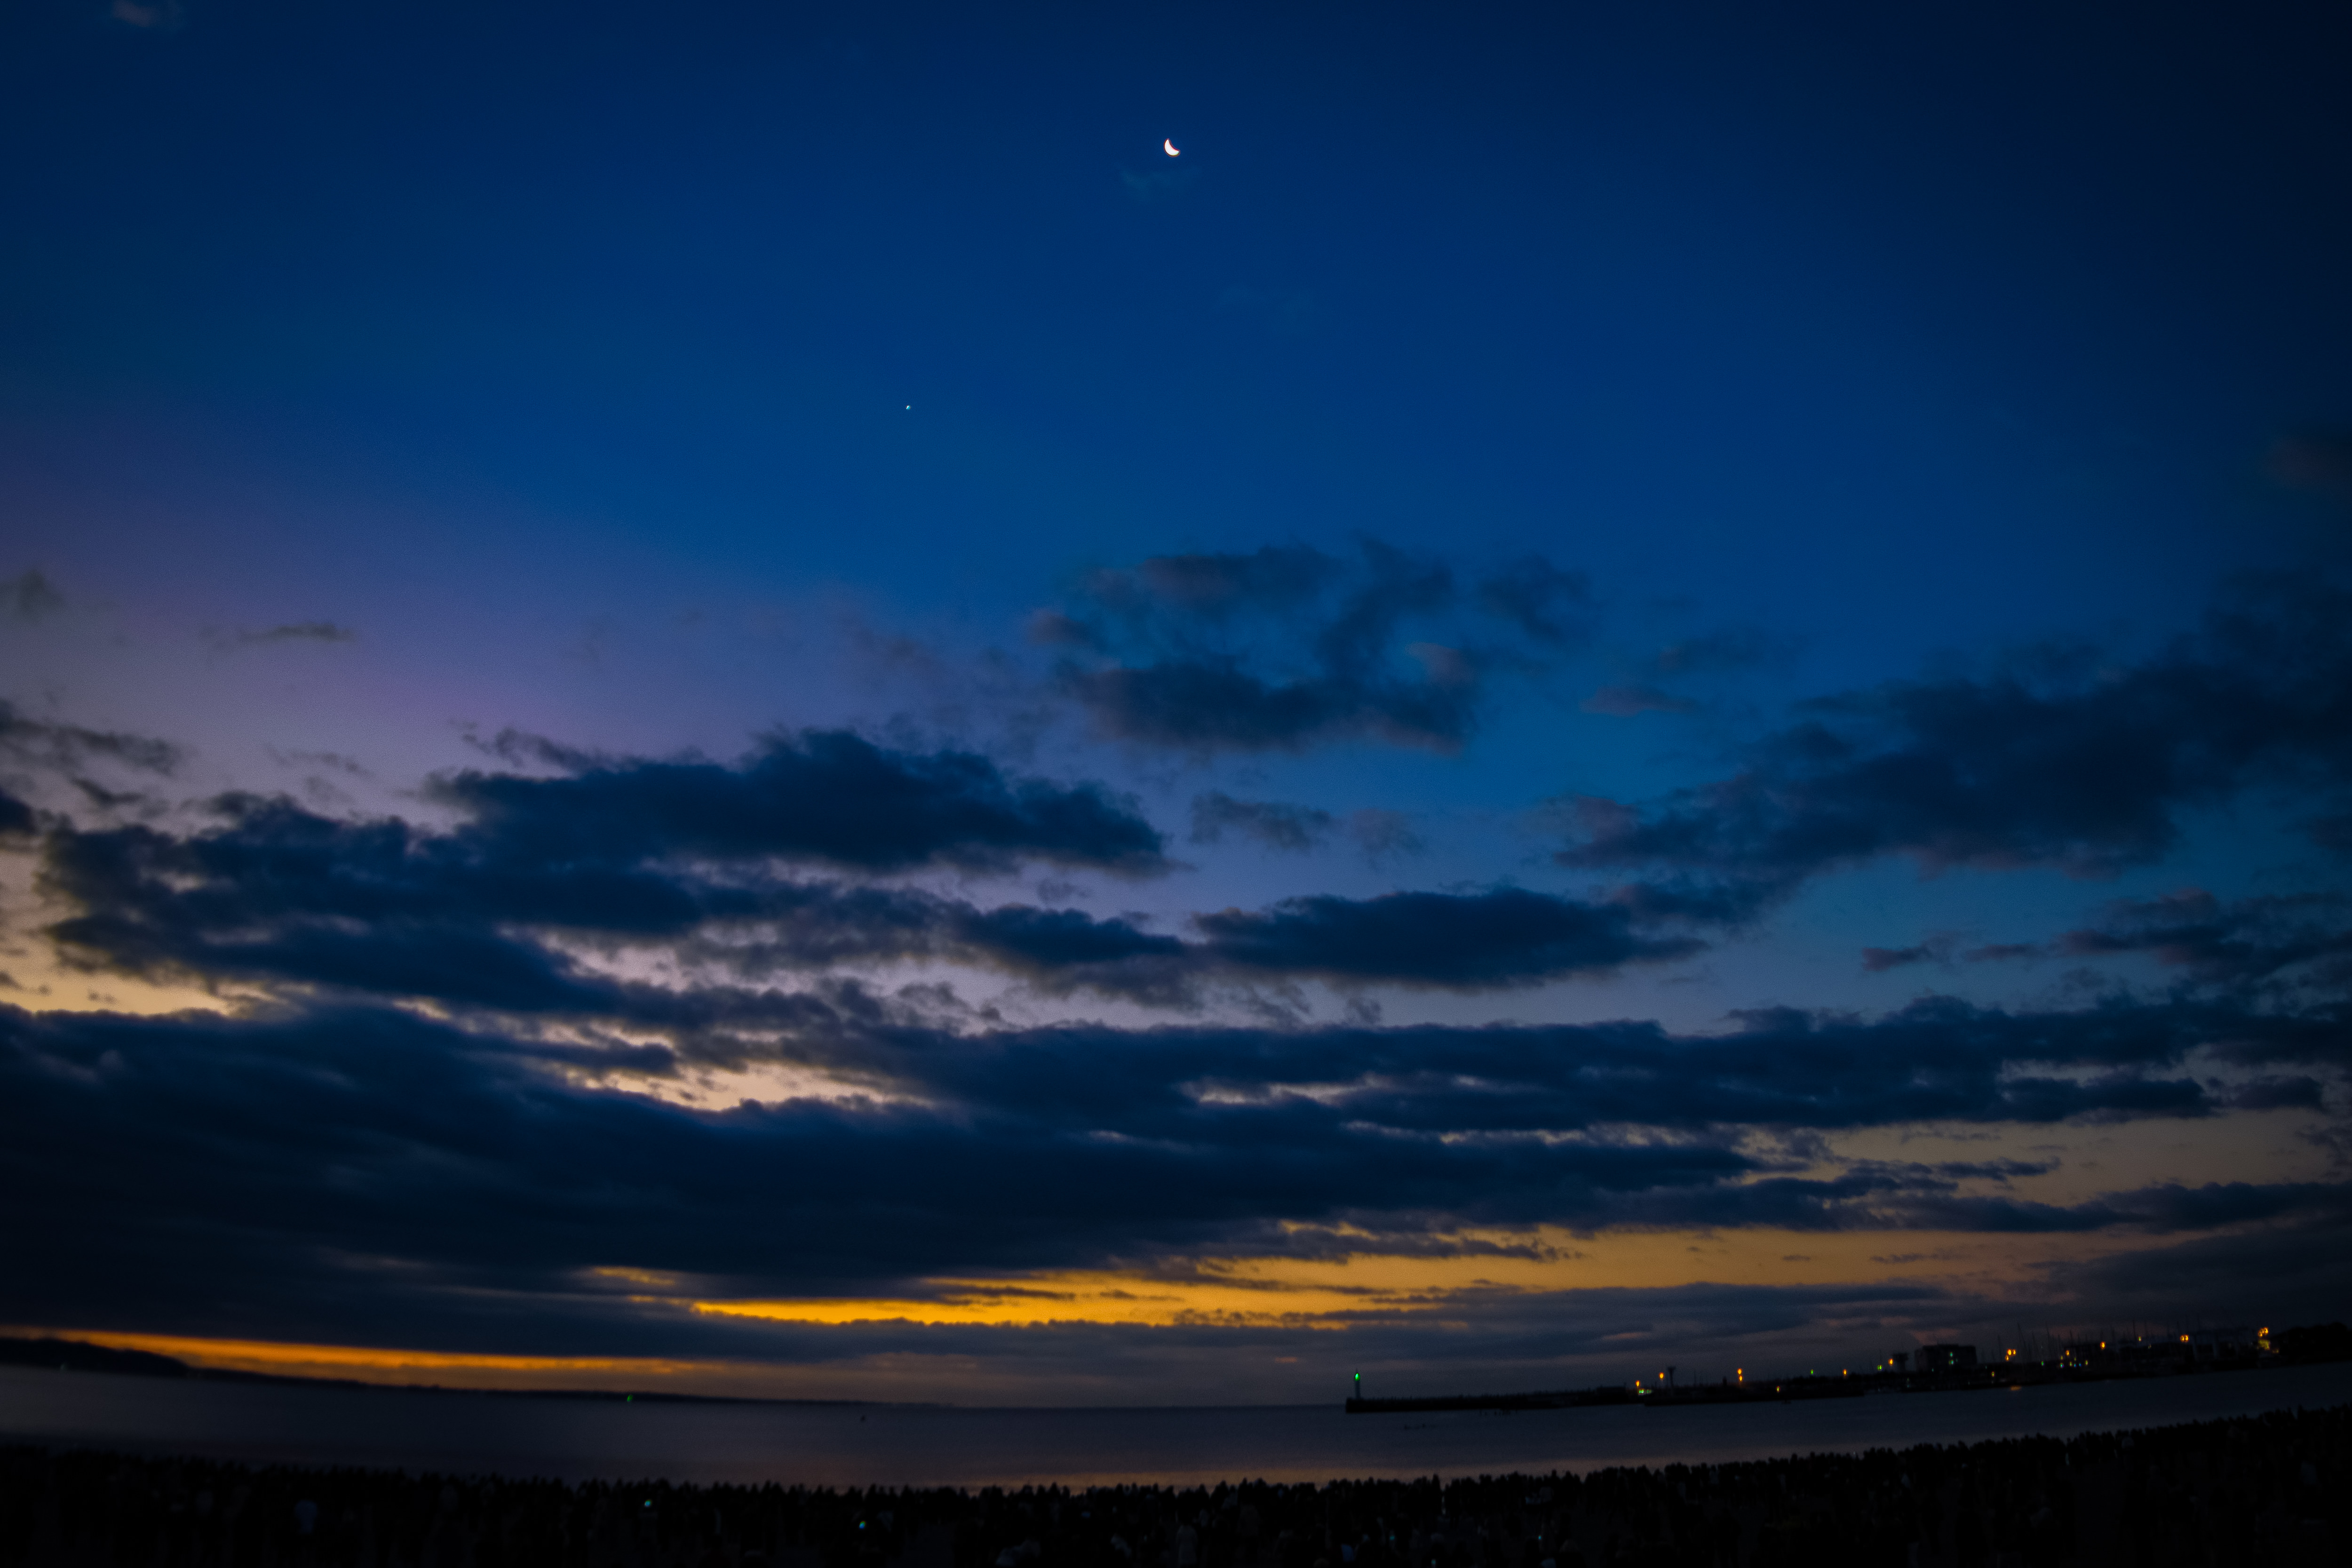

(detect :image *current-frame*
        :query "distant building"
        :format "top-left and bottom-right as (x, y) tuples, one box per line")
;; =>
(1918, 1344), (1978, 1371)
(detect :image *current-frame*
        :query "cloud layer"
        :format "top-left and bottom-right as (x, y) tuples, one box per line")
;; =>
(1038, 543), (1588, 753)
(1563, 579), (2352, 909)
(8, 565), (2352, 1395)
(6, 990), (2347, 1362)
(38, 728), (1757, 1010)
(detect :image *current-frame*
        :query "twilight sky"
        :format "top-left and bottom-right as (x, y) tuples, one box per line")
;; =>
(4, 0), (2351, 1406)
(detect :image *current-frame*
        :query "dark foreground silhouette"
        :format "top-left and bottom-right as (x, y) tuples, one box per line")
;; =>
(2, 1402), (2344, 1567)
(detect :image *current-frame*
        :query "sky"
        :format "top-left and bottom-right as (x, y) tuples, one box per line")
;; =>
(2, 0), (2351, 1407)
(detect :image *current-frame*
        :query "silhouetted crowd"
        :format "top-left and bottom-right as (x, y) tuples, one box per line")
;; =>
(1, 1402), (2342, 1568)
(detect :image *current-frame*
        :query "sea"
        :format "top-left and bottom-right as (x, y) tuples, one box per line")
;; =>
(4, 1362), (2351, 1491)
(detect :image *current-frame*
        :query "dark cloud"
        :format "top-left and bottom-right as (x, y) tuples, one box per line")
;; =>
(877, 995), (2347, 1152)
(0, 787), (34, 837)
(38, 835), (1185, 1019)
(40, 797), (686, 1010)
(1188, 792), (1336, 853)
(0, 1002), (1744, 1344)
(29, 733), (1178, 1014)
(1563, 578), (2352, 900)
(1061, 653), (1478, 756)
(0, 702), (183, 777)
(1861, 943), (1943, 973)
(2051, 890), (2352, 990)
(1192, 888), (1703, 988)
(39, 788), (1712, 1008)
(946, 906), (1178, 969)
(5, 993), (2345, 1358)
(1932, 891), (2352, 995)
(1865, 1178), (2348, 1235)
(0, 570), (64, 622)
(1046, 541), (1583, 754)
(432, 729), (1167, 876)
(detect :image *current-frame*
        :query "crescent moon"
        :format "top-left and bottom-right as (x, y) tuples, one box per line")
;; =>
(1164, 139), (1180, 156)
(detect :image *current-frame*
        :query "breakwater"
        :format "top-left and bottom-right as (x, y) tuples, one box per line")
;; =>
(1346, 1340), (2348, 1417)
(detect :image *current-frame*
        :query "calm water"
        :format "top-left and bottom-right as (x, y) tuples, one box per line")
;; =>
(5, 1363), (2351, 1489)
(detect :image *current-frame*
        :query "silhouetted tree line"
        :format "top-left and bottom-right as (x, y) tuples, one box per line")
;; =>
(0, 1401), (2344, 1568)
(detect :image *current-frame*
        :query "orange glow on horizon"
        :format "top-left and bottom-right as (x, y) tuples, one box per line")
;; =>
(688, 1222), (2157, 1329)
(26, 1329), (727, 1387)
(692, 1264), (1403, 1329)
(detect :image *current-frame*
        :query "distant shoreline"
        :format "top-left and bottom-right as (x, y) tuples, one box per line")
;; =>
(1344, 1356), (2339, 1417)
(1346, 1322), (2352, 1416)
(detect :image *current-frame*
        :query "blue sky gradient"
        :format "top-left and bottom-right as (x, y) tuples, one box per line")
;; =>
(2, 0), (2349, 1403)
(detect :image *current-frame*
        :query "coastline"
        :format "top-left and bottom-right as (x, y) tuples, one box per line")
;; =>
(8, 1360), (2352, 1492)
